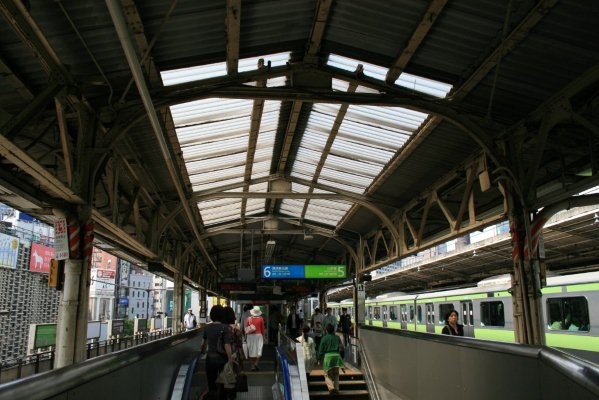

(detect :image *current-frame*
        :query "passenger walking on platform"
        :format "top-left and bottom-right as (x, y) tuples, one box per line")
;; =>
(318, 323), (345, 395)
(269, 305), (283, 343)
(323, 307), (338, 333)
(297, 326), (317, 373)
(240, 304), (253, 338)
(201, 305), (235, 399)
(441, 309), (464, 336)
(311, 308), (324, 349)
(183, 308), (197, 331)
(245, 306), (266, 371)
(339, 308), (352, 347)
(286, 305), (302, 339)
(223, 306), (245, 363)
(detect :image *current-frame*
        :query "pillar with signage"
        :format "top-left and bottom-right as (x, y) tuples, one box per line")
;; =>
(356, 283), (366, 324)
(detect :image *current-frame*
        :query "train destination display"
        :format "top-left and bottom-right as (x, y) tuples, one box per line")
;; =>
(262, 264), (346, 279)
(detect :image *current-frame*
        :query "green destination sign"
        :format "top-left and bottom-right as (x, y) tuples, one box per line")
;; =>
(304, 264), (346, 279)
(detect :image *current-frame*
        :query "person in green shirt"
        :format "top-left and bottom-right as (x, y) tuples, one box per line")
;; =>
(318, 323), (345, 395)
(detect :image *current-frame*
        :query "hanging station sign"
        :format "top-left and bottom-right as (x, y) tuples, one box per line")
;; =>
(262, 264), (346, 279)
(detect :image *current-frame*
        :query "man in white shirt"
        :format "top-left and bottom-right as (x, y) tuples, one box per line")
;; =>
(184, 308), (196, 331)
(322, 307), (337, 333)
(311, 307), (324, 348)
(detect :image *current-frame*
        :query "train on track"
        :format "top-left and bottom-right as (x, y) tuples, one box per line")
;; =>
(328, 271), (599, 364)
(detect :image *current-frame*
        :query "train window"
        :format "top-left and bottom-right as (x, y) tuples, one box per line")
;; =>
(399, 305), (406, 322)
(480, 301), (505, 327)
(416, 305), (422, 323)
(409, 305), (415, 322)
(368, 306), (372, 319)
(546, 297), (589, 332)
(390, 306), (398, 321)
(426, 303), (435, 324)
(382, 305), (388, 320)
(374, 307), (381, 319)
(439, 303), (455, 325)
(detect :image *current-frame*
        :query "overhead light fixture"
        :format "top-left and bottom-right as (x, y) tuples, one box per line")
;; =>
(303, 231), (313, 240)
(594, 213), (599, 225)
(472, 249), (478, 257)
(265, 240), (276, 262)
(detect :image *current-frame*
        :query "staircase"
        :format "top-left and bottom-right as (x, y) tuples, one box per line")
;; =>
(307, 367), (369, 399)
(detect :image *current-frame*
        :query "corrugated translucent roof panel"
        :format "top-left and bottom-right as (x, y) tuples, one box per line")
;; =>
(170, 98), (252, 196)
(327, 54), (453, 98)
(252, 101), (281, 181)
(280, 183), (311, 219)
(304, 199), (352, 226)
(290, 73), (434, 226)
(198, 196), (243, 226)
(161, 52), (290, 85)
(245, 182), (269, 217)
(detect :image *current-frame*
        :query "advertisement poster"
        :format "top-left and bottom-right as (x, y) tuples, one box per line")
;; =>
(0, 232), (19, 269)
(29, 242), (54, 274)
(91, 269), (116, 296)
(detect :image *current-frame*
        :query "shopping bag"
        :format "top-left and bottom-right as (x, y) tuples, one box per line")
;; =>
(235, 373), (249, 392)
(244, 323), (256, 334)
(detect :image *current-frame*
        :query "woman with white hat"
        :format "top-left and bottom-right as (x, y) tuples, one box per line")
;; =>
(245, 306), (265, 371)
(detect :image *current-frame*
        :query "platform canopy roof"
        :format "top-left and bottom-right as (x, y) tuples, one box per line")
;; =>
(0, 0), (598, 297)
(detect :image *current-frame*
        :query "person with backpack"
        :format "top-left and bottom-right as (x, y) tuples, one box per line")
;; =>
(201, 305), (234, 398)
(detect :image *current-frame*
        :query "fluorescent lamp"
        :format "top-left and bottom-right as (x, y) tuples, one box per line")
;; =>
(265, 240), (276, 262)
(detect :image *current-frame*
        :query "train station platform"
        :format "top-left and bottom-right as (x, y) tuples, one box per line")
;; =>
(2, 326), (599, 400)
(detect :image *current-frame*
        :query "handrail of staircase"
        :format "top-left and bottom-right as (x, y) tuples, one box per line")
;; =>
(353, 335), (380, 400)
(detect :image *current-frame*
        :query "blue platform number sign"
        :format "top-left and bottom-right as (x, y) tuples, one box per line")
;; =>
(262, 265), (304, 279)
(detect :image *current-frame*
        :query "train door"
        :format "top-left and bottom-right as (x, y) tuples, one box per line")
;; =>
(461, 301), (474, 337)
(382, 305), (388, 327)
(400, 304), (407, 329)
(425, 303), (435, 333)
(368, 306), (373, 325)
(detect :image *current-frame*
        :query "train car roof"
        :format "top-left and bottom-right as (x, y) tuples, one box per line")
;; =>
(546, 271), (599, 287)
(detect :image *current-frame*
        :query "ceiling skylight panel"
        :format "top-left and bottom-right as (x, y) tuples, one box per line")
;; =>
(395, 72), (453, 98)
(161, 61), (226, 86)
(332, 79), (350, 92)
(327, 54), (387, 81)
(345, 105), (427, 133)
(162, 52), (290, 86)
(245, 201), (264, 216)
(292, 183), (311, 193)
(319, 167), (372, 190)
(186, 153), (246, 175)
(182, 137), (248, 163)
(191, 165), (245, 185)
(327, 54), (452, 98)
(199, 197), (239, 209)
(304, 200), (351, 226)
(200, 203), (243, 225)
(337, 119), (408, 150)
(321, 161), (378, 183)
(316, 178), (365, 194)
(176, 119), (249, 145)
(267, 76), (287, 87)
(291, 160), (318, 179)
(238, 52), (290, 73)
(171, 98), (251, 127)
(325, 154), (381, 177)
(199, 203), (239, 220)
(330, 140), (395, 164)
(193, 177), (242, 192)
(280, 199), (305, 218)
